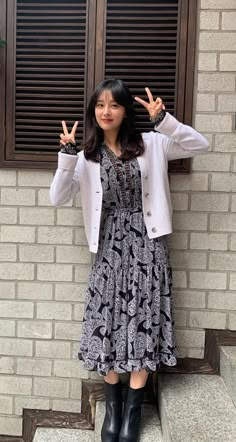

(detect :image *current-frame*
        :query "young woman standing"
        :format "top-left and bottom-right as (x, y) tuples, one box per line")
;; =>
(50, 79), (208, 442)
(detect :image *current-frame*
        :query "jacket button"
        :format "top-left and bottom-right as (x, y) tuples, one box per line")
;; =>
(152, 227), (157, 233)
(145, 175), (148, 180)
(145, 193), (149, 198)
(147, 211), (152, 216)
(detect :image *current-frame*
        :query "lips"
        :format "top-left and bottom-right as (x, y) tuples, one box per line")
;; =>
(102, 119), (113, 123)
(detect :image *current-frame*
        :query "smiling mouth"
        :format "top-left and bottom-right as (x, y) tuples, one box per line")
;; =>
(102, 119), (113, 123)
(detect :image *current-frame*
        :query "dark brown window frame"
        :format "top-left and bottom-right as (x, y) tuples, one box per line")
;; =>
(0, 0), (197, 171)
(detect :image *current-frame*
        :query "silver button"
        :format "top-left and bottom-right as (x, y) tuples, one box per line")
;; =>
(152, 227), (157, 233)
(147, 211), (152, 216)
(145, 175), (148, 180)
(145, 193), (149, 198)
(93, 242), (96, 245)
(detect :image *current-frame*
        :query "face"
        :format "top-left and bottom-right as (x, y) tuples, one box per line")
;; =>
(95, 90), (126, 133)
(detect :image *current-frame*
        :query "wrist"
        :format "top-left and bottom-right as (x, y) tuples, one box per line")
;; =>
(60, 141), (77, 155)
(149, 109), (166, 126)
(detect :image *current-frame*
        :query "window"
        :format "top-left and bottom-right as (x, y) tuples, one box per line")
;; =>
(0, 0), (197, 170)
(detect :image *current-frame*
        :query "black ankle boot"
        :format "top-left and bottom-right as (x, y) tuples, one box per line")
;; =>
(119, 386), (145, 442)
(101, 381), (123, 442)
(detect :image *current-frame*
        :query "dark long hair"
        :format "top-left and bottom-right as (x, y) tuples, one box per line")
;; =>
(83, 79), (145, 162)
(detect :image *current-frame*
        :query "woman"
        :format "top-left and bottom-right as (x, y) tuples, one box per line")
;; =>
(50, 79), (208, 442)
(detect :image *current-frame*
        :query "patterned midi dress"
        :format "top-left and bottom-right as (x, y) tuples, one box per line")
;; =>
(78, 144), (179, 376)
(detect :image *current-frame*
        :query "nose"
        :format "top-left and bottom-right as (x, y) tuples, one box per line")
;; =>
(103, 105), (110, 116)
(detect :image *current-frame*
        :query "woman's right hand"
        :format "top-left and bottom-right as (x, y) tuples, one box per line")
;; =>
(60, 120), (78, 145)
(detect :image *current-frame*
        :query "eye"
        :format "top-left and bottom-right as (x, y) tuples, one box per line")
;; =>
(112, 103), (119, 108)
(96, 103), (103, 108)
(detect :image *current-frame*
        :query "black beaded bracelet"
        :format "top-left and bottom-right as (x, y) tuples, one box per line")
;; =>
(150, 109), (166, 127)
(60, 142), (77, 155)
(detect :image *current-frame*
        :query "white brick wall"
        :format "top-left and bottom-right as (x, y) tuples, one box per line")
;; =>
(0, 0), (235, 436)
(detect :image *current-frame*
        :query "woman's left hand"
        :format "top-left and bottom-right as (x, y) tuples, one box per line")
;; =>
(135, 87), (165, 120)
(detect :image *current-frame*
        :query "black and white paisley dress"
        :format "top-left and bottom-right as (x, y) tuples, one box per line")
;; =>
(78, 145), (178, 376)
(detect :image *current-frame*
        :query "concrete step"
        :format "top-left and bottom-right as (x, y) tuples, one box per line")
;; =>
(159, 373), (236, 442)
(220, 346), (236, 407)
(33, 427), (94, 442)
(94, 401), (163, 441)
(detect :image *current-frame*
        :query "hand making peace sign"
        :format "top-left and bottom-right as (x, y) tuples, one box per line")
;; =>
(135, 87), (165, 121)
(60, 120), (78, 145)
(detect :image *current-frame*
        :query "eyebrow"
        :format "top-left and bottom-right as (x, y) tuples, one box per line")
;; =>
(96, 99), (118, 103)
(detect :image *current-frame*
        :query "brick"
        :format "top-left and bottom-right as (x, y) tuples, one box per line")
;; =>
(222, 12), (236, 30)
(233, 157), (236, 173)
(35, 341), (71, 359)
(54, 322), (82, 341)
(18, 170), (53, 187)
(190, 271), (227, 290)
(0, 207), (17, 224)
(52, 399), (81, 413)
(196, 93), (216, 111)
(16, 358), (52, 376)
(172, 271), (187, 288)
(74, 193), (82, 208)
(199, 33), (236, 51)
(37, 263), (73, 282)
(54, 360), (88, 379)
(70, 379), (82, 399)
(220, 54), (236, 73)
(0, 282), (15, 299)
(73, 304), (85, 321)
(211, 173), (236, 192)
(0, 357), (15, 374)
(37, 227), (73, 244)
(1, 226), (35, 243)
(0, 320), (15, 337)
(15, 397), (50, 416)
(209, 252), (236, 271)
(173, 309), (187, 327)
(17, 320), (52, 339)
(198, 53), (217, 71)
(218, 94), (236, 111)
(56, 245), (91, 264)
(56, 208), (84, 226)
(0, 375), (32, 395)
(167, 232), (188, 250)
(192, 154), (231, 172)
(19, 245), (54, 263)
(190, 233), (228, 250)
(170, 251), (207, 269)
(0, 170), (16, 186)
(171, 193), (188, 211)
(187, 348), (205, 359)
(0, 338), (32, 356)
(0, 244), (17, 261)
(0, 416), (22, 436)
(189, 311), (226, 329)
(34, 377), (70, 398)
(1, 188), (35, 206)
(173, 213), (207, 231)
(175, 329), (205, 348)
(210, 214), (236, 232)
(195, 114), (232, 132)
(198, 73), (235, 92)
(191, 193), (229, 212)
(229, 313), (236, 330)
(55, 284), (87, 302)
(215, 134), (236, 152)
(0, 263), (34, 280)
(18, 282), (53, 300)
(74, 228), (88, 245)
(173, 291), (206, 309)
(0, 395), (13, 414)
(0, 300), (33, 318)
(208, 291), (236, 310)
(200, 11), (219, 30)
(230, 234), (236, 250)
(37, 302), (72, 320)
(231, 195), (236, 212)
(170, 173), (209, 191)
(74, 265), (92, 283)
(19, 207), (54, 225)
(201, 0), (236, 8)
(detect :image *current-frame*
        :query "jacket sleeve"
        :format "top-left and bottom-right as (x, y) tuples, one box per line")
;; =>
(50, 152), (80, 206)
(155, 112), (209, 161)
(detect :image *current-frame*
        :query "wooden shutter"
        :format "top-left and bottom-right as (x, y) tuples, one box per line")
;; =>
(4, 0), (88, 167)
(99, 0), (197, 172)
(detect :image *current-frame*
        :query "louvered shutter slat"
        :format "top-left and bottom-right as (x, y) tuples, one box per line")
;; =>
(14, 0), (87, 154)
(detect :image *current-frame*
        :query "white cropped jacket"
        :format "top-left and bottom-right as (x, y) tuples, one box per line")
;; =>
(50, 112), (208, 253)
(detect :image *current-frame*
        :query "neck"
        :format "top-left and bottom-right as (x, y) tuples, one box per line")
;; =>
(104, 131), (121, 155)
